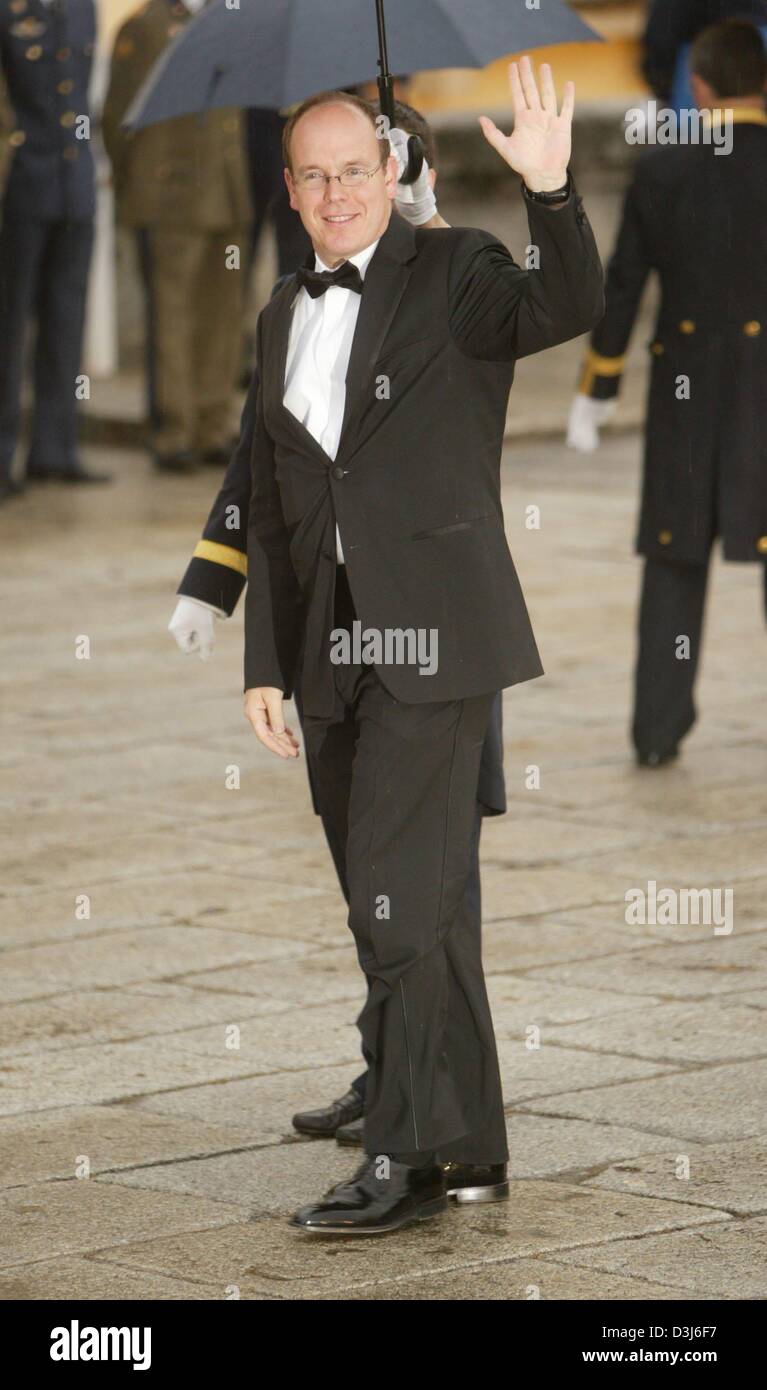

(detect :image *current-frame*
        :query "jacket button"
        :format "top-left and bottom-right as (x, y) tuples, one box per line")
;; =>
(679, 320), (695, 334)
(744, 320), (761, 337)
(757, 536), (767, 554)
(331, 466), (345, 480)
(658, 530), (673, 544)
(25, 44), (42, 60)
(58, 79), (74, 94)
(56, 47), (71, 61)
(9, 130), (26, 147)
(650, 342), (664, 355)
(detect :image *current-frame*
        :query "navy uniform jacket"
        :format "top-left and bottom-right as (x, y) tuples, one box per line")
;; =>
(177, 272), (508, 816)
(577, 114), (767, 566)
(0, 0), (96, 221)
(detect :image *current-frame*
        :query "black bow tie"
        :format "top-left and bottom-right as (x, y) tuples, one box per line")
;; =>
(296, 261), (364, 299)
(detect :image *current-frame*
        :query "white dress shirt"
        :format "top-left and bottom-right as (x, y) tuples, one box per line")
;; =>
(283, 237), (380, 564)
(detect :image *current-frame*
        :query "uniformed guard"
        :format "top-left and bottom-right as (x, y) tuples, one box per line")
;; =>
(102, 0), (252, 474)
(0, 0), (109, 501)
(568, 19), (767, 766)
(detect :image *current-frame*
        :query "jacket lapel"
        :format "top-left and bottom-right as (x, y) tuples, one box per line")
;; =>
(267, 211), (417, 466)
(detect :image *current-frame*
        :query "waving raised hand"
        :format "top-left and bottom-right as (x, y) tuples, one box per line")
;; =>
(479, 56), (574, 193)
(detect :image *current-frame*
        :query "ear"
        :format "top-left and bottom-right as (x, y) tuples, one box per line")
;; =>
(284, 166), (298, 210)
(383, 152), (399, 199)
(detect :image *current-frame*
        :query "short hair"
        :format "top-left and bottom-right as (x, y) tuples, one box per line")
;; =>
(691, 18), (767, 97)
(282, 90), (390, 173)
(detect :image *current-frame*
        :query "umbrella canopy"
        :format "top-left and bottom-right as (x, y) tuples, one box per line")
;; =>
(124, 0), (601, 130)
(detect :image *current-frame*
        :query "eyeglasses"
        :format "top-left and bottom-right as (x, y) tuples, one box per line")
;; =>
(294, 162), (385, 190)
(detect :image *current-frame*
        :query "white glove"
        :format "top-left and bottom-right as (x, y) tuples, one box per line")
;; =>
(566, 394), (617, 452)
(389, 126), (438, 226)
(168, 596), (223, 660)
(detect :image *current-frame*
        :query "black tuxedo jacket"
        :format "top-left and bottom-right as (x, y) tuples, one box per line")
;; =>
(244, 191), (604, 715)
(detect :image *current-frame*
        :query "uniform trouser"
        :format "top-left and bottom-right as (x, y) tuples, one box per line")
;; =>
(142, 224), (250, 458)
(633, 554), (767, 758)
(0, 214), (94, 480)
(300, 570), (509, 1165)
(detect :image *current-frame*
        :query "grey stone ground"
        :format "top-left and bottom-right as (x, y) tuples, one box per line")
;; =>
(1, 415), (765, 1301)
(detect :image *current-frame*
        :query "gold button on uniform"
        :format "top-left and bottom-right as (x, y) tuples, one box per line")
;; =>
(679, 319), (696, 334)
(757, 537), (767, 554)
(56, 46), (71, 61)
(58, 79), (74, 94)
(658, 530), (673, 545)
(60, 111), (76, 128)
(650, 342), (664, 355)
(25, 43), (42, 59)
(9, 130), (26, 147)
(744, 321), (761, 337)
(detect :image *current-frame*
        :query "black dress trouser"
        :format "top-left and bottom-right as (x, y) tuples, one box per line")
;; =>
(633, 554), (767, 759)
(300, 566), (509, 1165)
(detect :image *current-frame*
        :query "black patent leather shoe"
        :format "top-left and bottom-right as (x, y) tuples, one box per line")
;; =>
(290, 1157), (447, 1234)
(442, 1161), (509, 1203)
(26, 462), (111, 483)
(335, 1116), (364, 1146)
(292, 1087), (364, 1137)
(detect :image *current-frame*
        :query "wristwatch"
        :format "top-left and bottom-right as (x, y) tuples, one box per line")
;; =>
(522, 171), (572, 204)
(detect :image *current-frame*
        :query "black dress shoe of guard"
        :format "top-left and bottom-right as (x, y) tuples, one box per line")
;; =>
(637, 746), (679, 768)
(290, 1157), (447, 1234)
(292, 1087), (363, 1137)
(0, 477), (25, 503)
(335, 1116), (364, 1146)
(442, 1161), (509, 1203)
(153, 450), (200, 475)
(27, 462), (111, 483)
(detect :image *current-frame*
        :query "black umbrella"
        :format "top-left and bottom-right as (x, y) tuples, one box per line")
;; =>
(124, 0), (602, 171)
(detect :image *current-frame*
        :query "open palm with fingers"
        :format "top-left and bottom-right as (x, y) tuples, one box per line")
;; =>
(479, 56), (574, 193)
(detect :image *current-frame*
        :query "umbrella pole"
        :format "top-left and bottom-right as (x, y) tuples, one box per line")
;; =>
(374, 0), (424, 182)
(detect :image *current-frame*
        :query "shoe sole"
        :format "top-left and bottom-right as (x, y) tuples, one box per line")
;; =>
(290, 1195), (448, 1235)
(447, 1182), (510, 1204)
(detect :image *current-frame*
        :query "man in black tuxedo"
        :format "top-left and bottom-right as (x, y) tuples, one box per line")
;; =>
(243, 59), (604, 1234)
(169, 101), (507, 1156)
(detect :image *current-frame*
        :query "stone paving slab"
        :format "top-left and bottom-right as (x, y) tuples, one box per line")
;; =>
(519, 1060), (767, 1144)
(85, 1182), (728, 1300)
(497, 1039), (674, 1104)
(0, 1180), (248, 1268)
(0, 926), (317, 1004)
(0, 1105), (257, 1189)
(0, 1257), (228, 1301)
(581, 1136), (767, 1216)
(0, 872), (332, 949)
(0, 1005), (360, 1116)
(553, 1215), (767, 1300)
(130, 1064), (365, 1146)
(525, 934), (767, 1000)
(487, 974), (661, 1027)
(0, 983), (297, 1058)
(309, 1261), (709, 1300)
(501, 1114), (696, 1182)
(544, 997), (767, 1066)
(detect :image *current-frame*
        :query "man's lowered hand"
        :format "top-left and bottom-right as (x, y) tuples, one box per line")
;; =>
(244, 687), (300, 759)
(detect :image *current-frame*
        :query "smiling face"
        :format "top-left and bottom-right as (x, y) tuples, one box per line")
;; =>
(285, 102), (398, 267)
